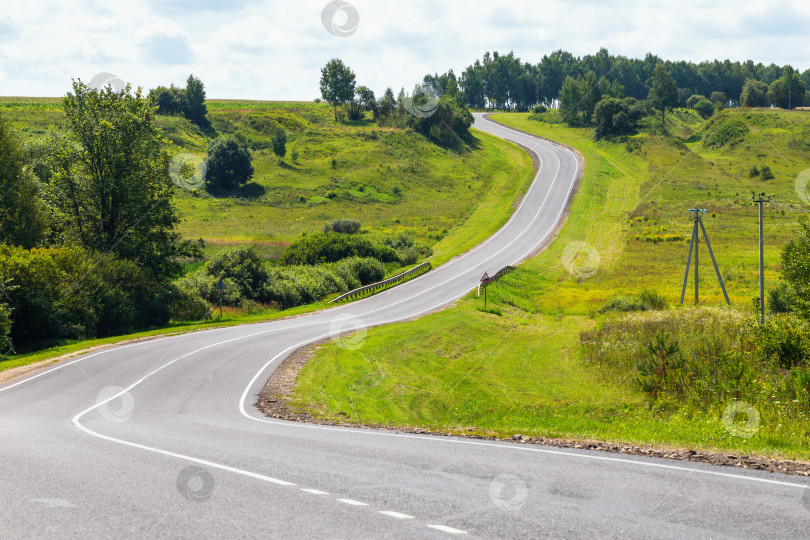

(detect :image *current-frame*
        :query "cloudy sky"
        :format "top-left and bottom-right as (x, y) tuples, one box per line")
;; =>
(1, 0), (809, 100)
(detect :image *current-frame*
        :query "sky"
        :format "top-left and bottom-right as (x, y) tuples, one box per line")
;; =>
(1, 0), (809, 100)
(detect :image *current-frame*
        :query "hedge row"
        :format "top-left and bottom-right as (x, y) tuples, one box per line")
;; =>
(0, 245), (171, 349)
(173, 248), (387, 319)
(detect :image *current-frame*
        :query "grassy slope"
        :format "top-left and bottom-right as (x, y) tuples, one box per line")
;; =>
(291, 108), (810, 459)
(0, 97), (530, 260)
(0, 98), (532, 371)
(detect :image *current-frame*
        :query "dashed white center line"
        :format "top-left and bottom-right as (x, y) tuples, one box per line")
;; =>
(379, 511), (414, 519)
(336, 498), (369, 506)
(301, 489), (329, 495)
(428, 524), (468, 535)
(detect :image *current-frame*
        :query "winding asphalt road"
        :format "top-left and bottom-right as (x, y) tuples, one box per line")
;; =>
(1, 114), (809, 539)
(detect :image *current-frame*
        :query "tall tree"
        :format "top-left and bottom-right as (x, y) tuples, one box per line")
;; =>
(647, 63), (679, 123)
(184, 74), (208, 127)
(50, 81), (186, 278)
(320, 59), (356, 121)
(768, 66), (807, 109)
(740, 79), (770, 107)
(0, 115), (48, 248)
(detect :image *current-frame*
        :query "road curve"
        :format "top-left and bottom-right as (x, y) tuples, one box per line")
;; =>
(1, 114), (808, 539)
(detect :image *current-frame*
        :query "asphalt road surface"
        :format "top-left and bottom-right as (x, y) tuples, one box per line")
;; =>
(1, 114), (808, 539)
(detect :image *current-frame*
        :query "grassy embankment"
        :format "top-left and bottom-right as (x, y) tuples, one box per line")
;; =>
(291, 108), (810, 460)
(0, 97), (532, 370)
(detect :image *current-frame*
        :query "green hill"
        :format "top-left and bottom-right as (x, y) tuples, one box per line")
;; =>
(0, 97), (530, 261)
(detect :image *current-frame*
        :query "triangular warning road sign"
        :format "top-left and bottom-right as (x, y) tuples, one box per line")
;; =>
(480, 272), (491, 283)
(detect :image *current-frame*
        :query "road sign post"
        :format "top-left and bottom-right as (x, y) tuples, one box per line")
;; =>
(215, 278), (227, 318)
(480, 273), (491, 308)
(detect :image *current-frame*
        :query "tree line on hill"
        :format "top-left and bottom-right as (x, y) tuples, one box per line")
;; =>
(318, 58), (474, 148)
(418, 49), (807, 139)
(440, 48), (809, 112)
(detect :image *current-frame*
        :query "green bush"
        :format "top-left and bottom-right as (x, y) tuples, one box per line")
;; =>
(0, 279), (11, 353)
(323, 219), (361, 234)
(169, 284), (212, 321)
(0, 245), (168, 344)
(757, 316), (810, 370)
(769, 282), (797, 314)
(280, 232), (399, 265)
(205, 247), (269, 301)
(177, 271), (241, 306)
(692, 98), (715, 119)
(335, 256), (385, 285)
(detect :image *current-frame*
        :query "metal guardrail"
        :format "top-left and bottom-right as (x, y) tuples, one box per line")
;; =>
(330, 262), (432, 303)
(490, 265), (515, 282)
(478, 265), (515, 295)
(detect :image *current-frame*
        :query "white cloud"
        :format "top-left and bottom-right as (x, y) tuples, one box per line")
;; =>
(0, 0), (808, 99)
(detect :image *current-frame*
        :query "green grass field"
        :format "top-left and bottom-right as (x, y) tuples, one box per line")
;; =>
(0, 97), (532, 371)
(0, 97), (531, 260)
(290, 108), (810, 460)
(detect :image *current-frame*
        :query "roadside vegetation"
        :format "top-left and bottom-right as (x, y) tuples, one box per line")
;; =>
(291, 104), (810, 460)
(0, 59), (532, 368)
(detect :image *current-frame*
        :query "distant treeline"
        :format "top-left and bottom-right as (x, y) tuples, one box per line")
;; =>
(426, 48), (810, 111)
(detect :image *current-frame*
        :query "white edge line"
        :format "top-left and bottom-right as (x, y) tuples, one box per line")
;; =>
(427, 524), (468, 534)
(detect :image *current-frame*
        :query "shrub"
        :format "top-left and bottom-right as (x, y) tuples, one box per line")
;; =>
(532, 104), (548, 113)
(770, 282), (797, 314)
(324, 219), (361, 234)
(176, 271), (241, 306)
(205, 247), (269, 301)
(0, 245), (168, 344)
(693, 98), (715, 119)
(336, 256), (385, 285)
(280, 232), (399, 266)
(0, 304), (11, 353)
(757, 316), (810, 370)
(169, 284), (212, 321)
(204, 135), (254, 191)
(760, 165), (774, 180)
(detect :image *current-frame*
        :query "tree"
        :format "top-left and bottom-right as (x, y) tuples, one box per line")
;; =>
(647, 63), (679, 124)
(740, 79), (770, 107)
(686, 94), (705, 109)
(204, 135), (254, 191)
(780, 216), (810, 318)
(378, 87), (396, 118)
(184, 74), (208, 127)
(593, 97), (639, 139)
(346, 85), (376, 121)
(710, 91), (727, 106)
(50, 81), (187, 278)
(320, 59), (356, 121)
(149, 85), (185, 115)
(693, 98), (715, 119)
(0, 116), (48, 248)
(768, 67), (807, 109)
(272, 129), (287, 158)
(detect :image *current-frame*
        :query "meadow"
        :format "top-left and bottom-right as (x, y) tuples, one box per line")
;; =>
(0, 97), (533, 368)
(290, 108), (810, 460)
